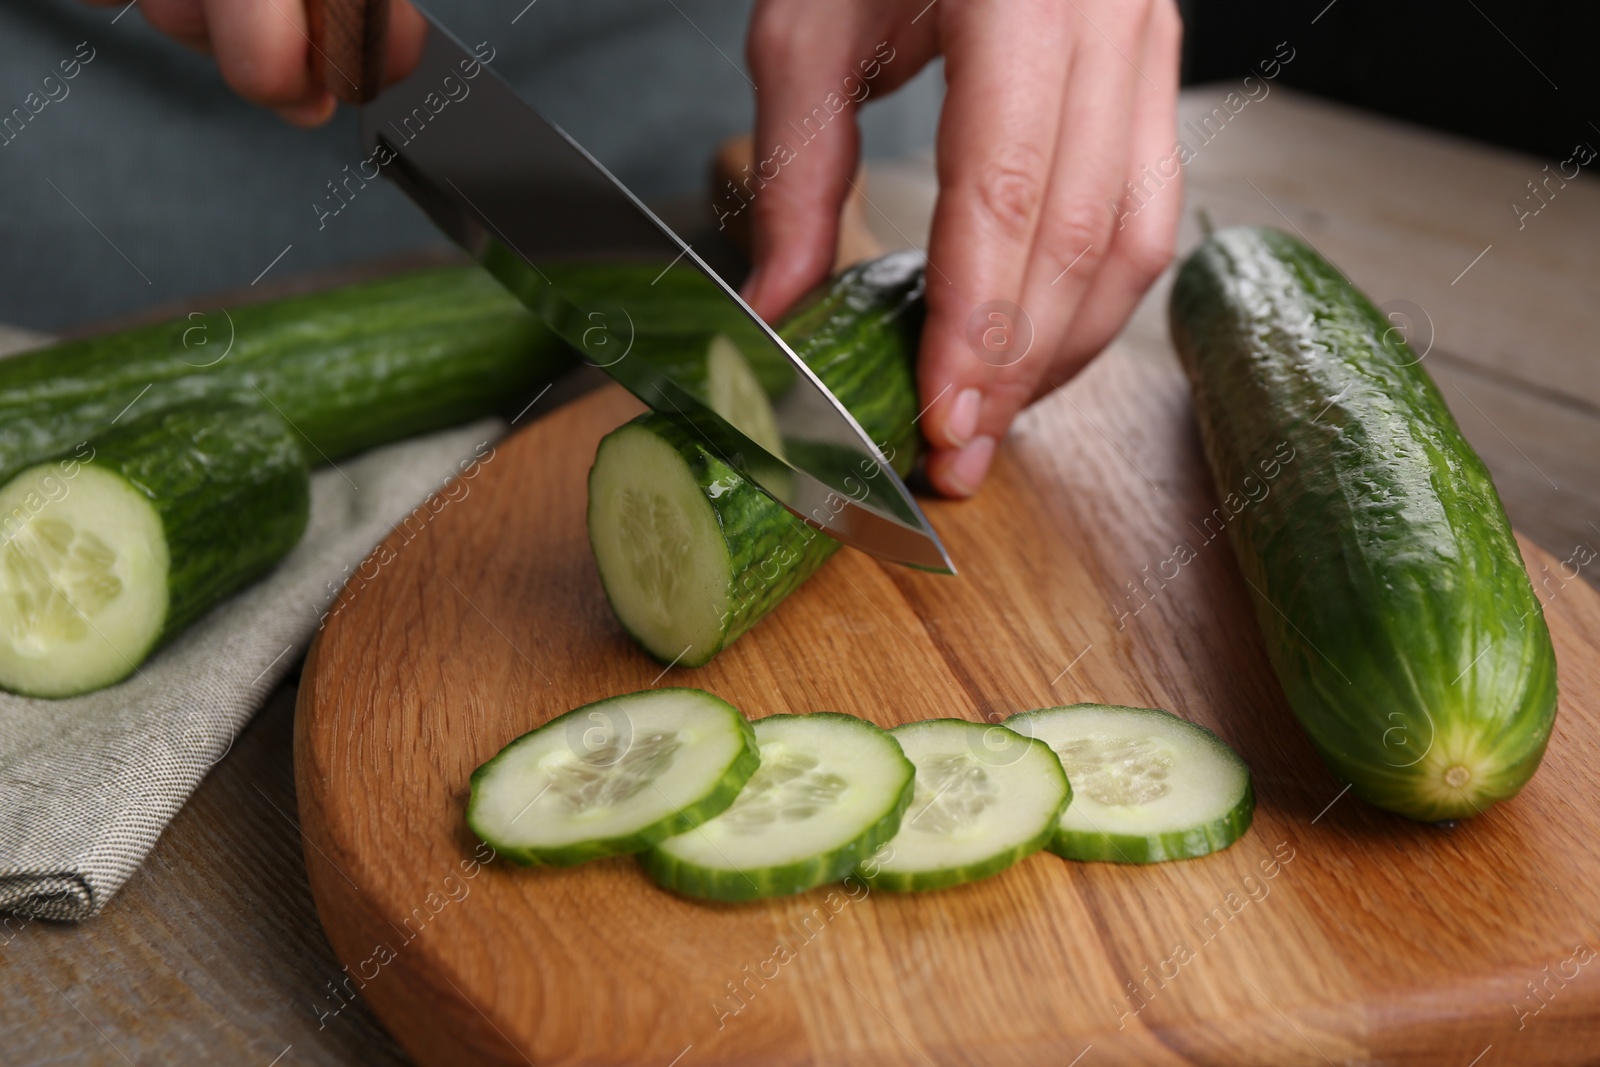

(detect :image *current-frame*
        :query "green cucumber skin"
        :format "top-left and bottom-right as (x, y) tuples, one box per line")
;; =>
(1170, 226), (1557, 821)
(1046, 779), (1255, 865)
(777, 250), (927, 470)
(466, 688), (761, 868)
(591, 252), (927, 666)
(863, 822), (1055, 893)
(0, 266), (574, 480)
(865, 723), (1071, 894)
(87, 401), (310, 643)
(639, 712), (915, 902)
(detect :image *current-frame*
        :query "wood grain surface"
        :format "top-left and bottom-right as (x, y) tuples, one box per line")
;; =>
(296, 339), (1600, 1066)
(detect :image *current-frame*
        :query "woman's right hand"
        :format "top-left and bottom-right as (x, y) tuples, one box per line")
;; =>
(80, 0), (427, 126)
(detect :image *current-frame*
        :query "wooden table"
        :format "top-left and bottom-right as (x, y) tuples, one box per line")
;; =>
(3, 86), (1596, 1066)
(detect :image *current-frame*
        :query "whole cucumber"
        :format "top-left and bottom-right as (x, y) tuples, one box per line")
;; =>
(0, 265), (574, 481)
(1169, 226), (1556, 821)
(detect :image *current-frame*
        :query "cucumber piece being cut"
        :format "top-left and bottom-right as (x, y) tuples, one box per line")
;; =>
(588, 414), (827, 669)
(467, 688), (759, 867)
(640, 712), (914, 901)
(0, 402), (309, 698)
(1006, 704), (1254, 864)
(588, 252), (926, 667)
(865, 719), (1071, 893)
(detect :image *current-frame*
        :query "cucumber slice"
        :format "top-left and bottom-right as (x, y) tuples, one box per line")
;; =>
(865, 719), (1071, 892)
(1005, 704), (1254, 863)
(588, 416), (835, 668)
(640, 712), (914, 901)
(705, 333), (785, 462)
(622, 331), (786, 463)
(466, 687), (759, 867)
(0, 402), (309, 697)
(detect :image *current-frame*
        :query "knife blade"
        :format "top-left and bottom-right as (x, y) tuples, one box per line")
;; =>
(307, 2), (954, 573)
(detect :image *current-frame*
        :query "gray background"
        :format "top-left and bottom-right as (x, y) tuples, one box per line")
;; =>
(0, 0), (944, 332)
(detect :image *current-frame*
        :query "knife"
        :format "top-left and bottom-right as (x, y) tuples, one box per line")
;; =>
(304, 0), (954, 573)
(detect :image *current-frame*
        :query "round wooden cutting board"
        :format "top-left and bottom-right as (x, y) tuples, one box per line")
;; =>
(296, 345), (1600, 1067)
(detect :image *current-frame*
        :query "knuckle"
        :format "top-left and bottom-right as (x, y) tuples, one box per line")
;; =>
(1041, 198), (1114, 271)
(970, 146), (1050, 239)
(1123, 224), (1178, 284)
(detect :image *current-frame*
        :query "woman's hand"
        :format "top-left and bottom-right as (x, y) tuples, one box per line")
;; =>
(81, 0), (427, 126)
(743, 0), (1183, 497)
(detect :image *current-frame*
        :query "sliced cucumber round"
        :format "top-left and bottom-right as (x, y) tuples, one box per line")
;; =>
(640, 712), (914, 901)
(467, 687), (759, 867)
(865, 719), (1071, 893)
(1005, 704), (1254, 864)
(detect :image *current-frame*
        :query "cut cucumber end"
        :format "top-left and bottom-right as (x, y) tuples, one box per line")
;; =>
(467, 688), (759, 867)
(865, 719), (1071, 893)
(1006, 704), (1254, 864)
(0, 463), (168, 697)
(588, 424), (733, 667)
(706, 333), (785, 463)
(641, 712), (914, 901)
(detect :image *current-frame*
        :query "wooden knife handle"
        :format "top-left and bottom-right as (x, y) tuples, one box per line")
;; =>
(305, 0), (389, 105)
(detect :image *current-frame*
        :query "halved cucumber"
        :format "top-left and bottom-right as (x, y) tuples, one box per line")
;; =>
(1005, 704), (1254, 863)
(467, 688), (759, 867)
(0, 402), (309, 698)
(640, 712), (914, 901)
(864, 719), (1071, 892)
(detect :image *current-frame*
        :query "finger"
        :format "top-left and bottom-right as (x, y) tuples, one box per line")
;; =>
(915, 0), (1075, 486)
(385, 0), (428, 86)
(138, 0), (212, 51)
(203, 0), (331, 120)
(741, 4), (873, 321)
(998, 0), (1149, 423)
(1039, 0), (1183, 395)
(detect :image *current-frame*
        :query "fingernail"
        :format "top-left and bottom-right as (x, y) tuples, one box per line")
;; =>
(944, 435), (995, 497)
(946, 388), (982, 448)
